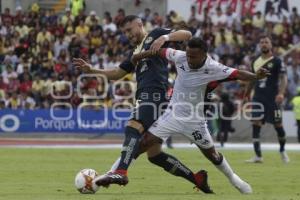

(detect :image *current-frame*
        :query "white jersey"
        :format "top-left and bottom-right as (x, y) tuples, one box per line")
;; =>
(164, 48), (237, 121)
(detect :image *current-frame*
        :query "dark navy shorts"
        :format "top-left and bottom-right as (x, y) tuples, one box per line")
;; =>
(251, 97), (282, 124)
(131, 88), (168, 130)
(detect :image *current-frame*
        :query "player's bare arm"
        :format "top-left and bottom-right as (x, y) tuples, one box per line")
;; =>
(276, 73), (288, 104)
(236, 68), (270, 82)
(131, 50), (157, 65)
(241, 68), (270, 102)
(243, 81), (255, 102)
(73, 58), (128, 80)
(150, 30), (192, 51)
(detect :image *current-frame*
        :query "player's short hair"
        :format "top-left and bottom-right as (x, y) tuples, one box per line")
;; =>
(120, 15), (140, 27)
(187, 37), (208, 53)
(259, 34), (271, 41)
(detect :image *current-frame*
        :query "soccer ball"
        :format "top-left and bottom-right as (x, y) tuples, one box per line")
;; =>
(74, 169), (99, 194)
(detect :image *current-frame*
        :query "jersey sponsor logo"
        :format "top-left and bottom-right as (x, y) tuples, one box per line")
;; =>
(145, 37), (153, 44)
(267, 63), (273, 69)
(223, 67), (230, 73)
(179, 65), (185, 71)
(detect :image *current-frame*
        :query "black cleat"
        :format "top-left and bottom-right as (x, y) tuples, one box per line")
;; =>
(93, 172), (129, 187)
(193, 170), (214, 194)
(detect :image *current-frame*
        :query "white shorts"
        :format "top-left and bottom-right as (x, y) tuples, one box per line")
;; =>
(148, 109), (214, 149)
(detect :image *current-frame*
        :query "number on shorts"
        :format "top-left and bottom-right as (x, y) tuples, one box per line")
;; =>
(192, 130), (202, 141)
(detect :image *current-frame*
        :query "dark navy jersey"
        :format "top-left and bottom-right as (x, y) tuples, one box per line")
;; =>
(119, 28), (172, 95)
(251, 56), (286, 99)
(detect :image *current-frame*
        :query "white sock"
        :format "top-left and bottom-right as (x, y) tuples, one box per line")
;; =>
(107, 157), (135, 173)
(215, 157), (234, 181)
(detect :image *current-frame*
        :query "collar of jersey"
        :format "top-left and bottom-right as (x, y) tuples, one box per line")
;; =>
(133, 34), (148, 55)
(188, 56), (208, 71)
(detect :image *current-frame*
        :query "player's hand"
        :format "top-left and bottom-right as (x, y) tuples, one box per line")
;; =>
(255, 68), (270, 79)
(150, 35), (168, 52)
(73, 58), (92, 73)
(275, 94), (284, 104)
(131, 55), (139, 66)
(243, 94), (250, 105)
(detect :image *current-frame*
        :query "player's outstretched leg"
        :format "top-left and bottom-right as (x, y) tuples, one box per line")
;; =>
(94, 121), (144, 187)
(147, 142), (213, 194)
(274, 124), (290, 163)
(200, 146), (252, 194)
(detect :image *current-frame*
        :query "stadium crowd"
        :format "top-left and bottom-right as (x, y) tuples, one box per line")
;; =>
(0, 2), (300, 110)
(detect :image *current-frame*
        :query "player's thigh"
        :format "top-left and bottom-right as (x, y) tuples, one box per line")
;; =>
(267, 103), (283, 125)
(132, 99), (167, 130)
(251, 98), (266, 123)
(139, 131), (163, 154)
(147, 110), (181, 142)
(146, 142), (163, 157)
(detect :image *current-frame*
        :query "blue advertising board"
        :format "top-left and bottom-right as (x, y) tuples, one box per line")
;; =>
(0, 109), (131, 133)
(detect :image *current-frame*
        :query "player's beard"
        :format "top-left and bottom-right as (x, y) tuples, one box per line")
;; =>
(261, 48), (270, 54)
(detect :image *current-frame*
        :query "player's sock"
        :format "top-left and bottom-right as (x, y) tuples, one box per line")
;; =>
(275, 126), (286, 152)
(148, 152), (196, 184)
(108, 157), (121, 173)
(214, 154), (234, 180)
(116, 126), (141, 172)
(108, 157), (136, 173)
(252, 124), (262, 157)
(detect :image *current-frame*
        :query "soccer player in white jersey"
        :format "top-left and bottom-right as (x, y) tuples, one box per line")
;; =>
(129, 37), (270, 194)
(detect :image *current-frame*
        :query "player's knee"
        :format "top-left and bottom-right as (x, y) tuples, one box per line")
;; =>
(147, 143), (163, 158)
(127, 120), (144, 134)
(139, 132), (162, 154)
(274, 126), (286, 138)
(274, 123), (282, 128)
(252, 120), (262, 127)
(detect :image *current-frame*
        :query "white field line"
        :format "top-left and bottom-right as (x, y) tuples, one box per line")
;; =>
(0, 143), (299, 151)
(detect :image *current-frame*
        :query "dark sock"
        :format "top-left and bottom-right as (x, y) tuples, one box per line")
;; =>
(275, 126), (286, 152)
(117, 126), (141, 171)
(148, 152), (196, 184)
(253, 124), (262, 157)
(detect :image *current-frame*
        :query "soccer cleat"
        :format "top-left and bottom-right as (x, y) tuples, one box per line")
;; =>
(230, 174), (253, 194)
(193, 170), (214, 194)
(280, 151), (290, 163)
(245, 156), (263, 163)
(93, 172), (129, 187)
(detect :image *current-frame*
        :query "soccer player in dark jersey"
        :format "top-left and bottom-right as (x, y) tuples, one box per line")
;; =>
(244, 35), (290, 163)
(73, 15), (213, 193)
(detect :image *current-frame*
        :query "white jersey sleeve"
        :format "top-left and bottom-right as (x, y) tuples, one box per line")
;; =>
(163, 48), (185, 63)
(210, 60), (238, 81)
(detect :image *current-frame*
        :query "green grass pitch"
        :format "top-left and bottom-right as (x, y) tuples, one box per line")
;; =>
(0, 148), (299, 200)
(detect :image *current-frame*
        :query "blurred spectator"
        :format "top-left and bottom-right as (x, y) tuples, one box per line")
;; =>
(85, 10), (100, 27)
(0, 2), (299, 110)
(169, 10), (184, 24)
(139, 8), (152, 23)
(70, 0), (86, 17)
(252, 11), (265, 29)
(151, 12), (163, 28)
(75, 19), (90, 38)
(61, 8), (74, 26)
(265, 7), (280, 24)
(114, 9), (125, 27)
(103, 16), (117, 33)
(211, 7), (227, 27)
